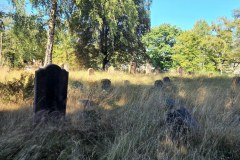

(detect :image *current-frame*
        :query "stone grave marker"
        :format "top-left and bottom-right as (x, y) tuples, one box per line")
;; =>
(61, 63), (69, 71)
(101, 79), (111, 90)
(88, 68), (95, 76)
(145, 62), (152, 74)
(163, 77), (171, 83)
(177, 66), (183, 76)
(154, 67), (161, 75)
(34, 64), (68, 123)
(129, 61), (137, 74)
(154, 80), (163, 88)
(123, 80), (130, 85)
(108, 66), (115, 73)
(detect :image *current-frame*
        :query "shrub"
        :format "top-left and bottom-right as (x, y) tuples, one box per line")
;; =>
(0, 72), (34, 102)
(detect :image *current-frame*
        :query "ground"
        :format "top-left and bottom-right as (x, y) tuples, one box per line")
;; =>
(0, 68), (240, 160)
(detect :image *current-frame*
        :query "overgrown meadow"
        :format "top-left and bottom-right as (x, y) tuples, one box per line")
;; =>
(1, 67), (240, 160)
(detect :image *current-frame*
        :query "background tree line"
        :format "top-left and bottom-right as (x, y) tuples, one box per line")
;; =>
(142, 10), (240, 74)
(0, 0), (151, 70)
(0, 1), (239, 74)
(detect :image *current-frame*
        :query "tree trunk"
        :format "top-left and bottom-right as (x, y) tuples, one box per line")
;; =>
(0, 32), (2, 64)
(44, 0), (57, 66)
(102, 55), (109, 70)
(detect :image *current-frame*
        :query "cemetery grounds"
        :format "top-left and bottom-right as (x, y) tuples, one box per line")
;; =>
(0, 67), (240, 160)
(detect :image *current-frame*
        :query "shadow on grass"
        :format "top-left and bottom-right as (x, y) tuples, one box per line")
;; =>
(0, 75), (240, 160)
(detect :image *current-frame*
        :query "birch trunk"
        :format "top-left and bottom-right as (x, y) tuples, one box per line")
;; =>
(44, 0), (57, 66)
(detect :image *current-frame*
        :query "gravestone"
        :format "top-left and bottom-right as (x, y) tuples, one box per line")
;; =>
(108, 66), (115, 73)
(88, 68), (95, 76)
(145, 62), (152, 74)
(129, 61), (137, 74)
(154, 67), (161, 75)
(208, 72), (213, 78)
(165, 106), (198, 146)
(105, 62), (111, 71)
(71, 81), (84, 91)
(163, 77), (171, 83)
(34, 64), (68, 123)
(137, 65), (145, 74)
(154, 80), (163, 88)
(101, 79), (111, 90)
(177, 66), (183, 76)
(61, 63), (69, 71)
(123, 80), (130, 85)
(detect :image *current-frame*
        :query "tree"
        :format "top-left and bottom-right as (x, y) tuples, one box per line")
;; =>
(72, 0), (151, 69)
(200, 35), (227, 72)
(142, 24), (181, 69)
(172, 30), (202, 72)
(0, 10), (46, 67)
(231, 10), (240, 65)
(0, 11), (5, 63)
(11, 0), (64, 66)
(212, 17), (236, 73)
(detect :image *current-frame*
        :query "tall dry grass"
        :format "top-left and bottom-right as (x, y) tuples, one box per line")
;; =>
(0, 68), (240, 160)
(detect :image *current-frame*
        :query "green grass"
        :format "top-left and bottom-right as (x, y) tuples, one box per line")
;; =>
(1, 69), (240, 160)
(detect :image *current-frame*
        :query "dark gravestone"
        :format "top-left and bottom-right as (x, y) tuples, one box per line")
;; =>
(163, 77), (171, 83)
(165, 98), (175, 109)
(34, 64), (68, 123)
(71, 81), (84, 91)
(154, 80), (163, 88)
(165, 106), (198, 146)
(101, 79), (111, 90)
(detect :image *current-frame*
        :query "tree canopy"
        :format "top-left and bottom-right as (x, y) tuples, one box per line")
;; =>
(0, 1), (240, 74)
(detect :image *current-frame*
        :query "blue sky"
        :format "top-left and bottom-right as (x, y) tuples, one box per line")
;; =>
(1, 0), (240, 31)
(151, 0), (240, 30)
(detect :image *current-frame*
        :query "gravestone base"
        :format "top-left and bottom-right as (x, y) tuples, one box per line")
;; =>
(34, 110), (65, 125)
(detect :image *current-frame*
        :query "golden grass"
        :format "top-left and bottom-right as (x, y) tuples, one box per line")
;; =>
(1, 68), (240, 159)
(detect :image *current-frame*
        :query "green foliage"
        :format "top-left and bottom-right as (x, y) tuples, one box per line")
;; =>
(3, 0), (240, 74)
(71, 0), (151, 69)
(142, 24), (181, 69)
(0, 73), (34, 102)
(1, 13), (46, 67)
(172, 20), (236, 73)
(53, 26), (81, 70)
(172, 30), (202, 72)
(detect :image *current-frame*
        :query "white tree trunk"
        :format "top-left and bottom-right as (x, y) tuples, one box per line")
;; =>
(44, 0), (57, 66)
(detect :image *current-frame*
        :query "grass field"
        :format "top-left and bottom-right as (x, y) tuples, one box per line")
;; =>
(1, 68), (240, 160)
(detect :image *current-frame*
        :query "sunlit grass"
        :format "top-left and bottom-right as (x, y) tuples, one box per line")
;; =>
(1, 68), (240, 159)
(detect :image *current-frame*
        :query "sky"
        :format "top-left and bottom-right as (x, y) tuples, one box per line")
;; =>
(1, 0), (240, 31)
(151, 0), (240, 30)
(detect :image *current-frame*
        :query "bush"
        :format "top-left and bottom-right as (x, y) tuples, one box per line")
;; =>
(0, 72), (34, 102)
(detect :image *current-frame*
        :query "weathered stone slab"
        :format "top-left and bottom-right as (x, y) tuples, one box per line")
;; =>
(145, 62), (152, 74)
(108, 66), (115, 73)
(101, 79), (111, 90)
(88, 68), (95, 76)
(154, 80), (163, 88)
(163, 77), (171, 83)
(129, 61), (137, 74)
